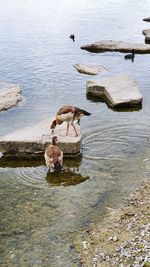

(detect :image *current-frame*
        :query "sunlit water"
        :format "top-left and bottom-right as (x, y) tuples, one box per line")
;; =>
(0, 0), (150, 266)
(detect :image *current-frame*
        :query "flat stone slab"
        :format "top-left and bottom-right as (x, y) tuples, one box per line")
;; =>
(86, 74), (142, 107)
(81, 40), (150, 53)
(142, 29), (150, 44)
(143, 17), (150, 22)
(0, 119), (81, 159)
(0, 81), (22, 111)
(73, 63), (109, 75)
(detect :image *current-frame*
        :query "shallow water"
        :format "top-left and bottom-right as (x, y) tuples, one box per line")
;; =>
(0, 0), (150, 266)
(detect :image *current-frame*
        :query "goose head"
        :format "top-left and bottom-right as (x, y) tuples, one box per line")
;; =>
(54, 161), (62, 172)
(50, 120), (57, 134)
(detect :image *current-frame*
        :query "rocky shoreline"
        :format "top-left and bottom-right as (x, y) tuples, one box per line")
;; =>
(76, 180), (150, 267)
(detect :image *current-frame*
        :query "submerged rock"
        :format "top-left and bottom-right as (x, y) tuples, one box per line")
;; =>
(86, 74), (142, 107)
(0, 81), (22, 111)
(143, 29), (150, 44)
(0, 119), (81, 159)
(81, 40), (150, 53)
(46, 169), (88, 186)
(74, 63), (109, 75)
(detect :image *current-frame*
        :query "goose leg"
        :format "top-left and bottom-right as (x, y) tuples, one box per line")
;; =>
(77, 119), (80, 125)
(71, 124), (78, 137)
(66, 122), (70, 136)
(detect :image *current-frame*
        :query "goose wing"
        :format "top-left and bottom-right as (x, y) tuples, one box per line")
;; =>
(57, 106), (75, 115)
(45, 145), (62, 159)
(73, 107), (91, 120)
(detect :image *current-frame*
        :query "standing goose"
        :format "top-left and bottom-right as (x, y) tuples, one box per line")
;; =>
(44, 136), (63, 172)
(50, 105), (91, 137)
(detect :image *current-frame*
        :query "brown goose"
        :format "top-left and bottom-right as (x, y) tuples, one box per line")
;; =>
(50, 105), (91, 137)
(44, 136), (63, 172)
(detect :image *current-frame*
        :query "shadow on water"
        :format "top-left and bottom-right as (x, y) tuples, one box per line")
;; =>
(45, 155), (89, 187)
(86, 94), (142, 112)
(0, 156), (89, 187)
(0, 155), (82, 168)
(0, 158), (44, 168)
(46, 169), (89, 187)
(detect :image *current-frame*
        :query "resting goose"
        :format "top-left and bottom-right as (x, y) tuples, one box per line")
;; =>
(50, 105), (91, 137)
(44, 136), (63, 172)
(124, 49), (135, 62)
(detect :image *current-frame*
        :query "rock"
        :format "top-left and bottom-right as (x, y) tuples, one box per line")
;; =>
(108, 235), (119, 242)
(143, 29), (150, 44)
(86, 74), (142, 107)
(79, 181), (150, 267)
(0, 119), (81, 159)
(113, 235), (119, 242)
(81, 40), (150, 53)
(10, 253), (16, 260)
(73, 63), (109, 75)
(82, 241), (88, 250)
(126, 223), (133, 231)
(143, 17), (150, 22)
(0, 81), (22, 111)
(108, 236), (113, 241)
(140, 230), (145, 237)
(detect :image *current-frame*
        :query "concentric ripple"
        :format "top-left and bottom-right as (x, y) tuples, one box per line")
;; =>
(82, 122), (150, 162)
(1, 164), (89, 189)
(3, 165), (48, 189)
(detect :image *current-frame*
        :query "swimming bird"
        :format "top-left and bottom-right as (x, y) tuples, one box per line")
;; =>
(124, 49), (135, 62)
(70, 34), (75, 42)
(50, 105), (91, 137)
(44, 136), (63, 172)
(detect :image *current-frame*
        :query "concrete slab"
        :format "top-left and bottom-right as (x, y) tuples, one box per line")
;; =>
(73, 63), (109, 75)
(0, 81), (22, 111)
(81, 40), (150, 53)
(143, 29), (150, 44)
(0, 119), (81, 159)
(86, 74), (142, 107)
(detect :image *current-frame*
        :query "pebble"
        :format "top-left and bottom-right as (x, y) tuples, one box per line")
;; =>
(10, 253), (15, 259)
(113, 235), (119, 242)
(89, 182), (150, 267)
(82, 240), (88, 250)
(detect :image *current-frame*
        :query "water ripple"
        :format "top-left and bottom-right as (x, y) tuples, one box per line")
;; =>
(83, 123), (150, 161)
(10, 166), (48, 189)
(1, 164), (89, 189)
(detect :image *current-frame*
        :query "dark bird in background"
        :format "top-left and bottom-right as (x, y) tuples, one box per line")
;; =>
(70, 34), (75, 42)
(44, 136), (63, 172)
(50, 105), (91, 137)
(124, 49), (135, 62)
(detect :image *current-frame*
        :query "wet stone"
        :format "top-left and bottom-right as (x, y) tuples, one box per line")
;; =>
(81, 40), (150, 53)
(0, 119), (82, 159)
(143, 29), (150, 44)
(73, 63), (109, 75)
(86, 74), (142, 107)
(0, 81), (22, 111)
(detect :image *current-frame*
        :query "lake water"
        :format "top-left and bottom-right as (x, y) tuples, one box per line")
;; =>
(0, 0), (150, 266)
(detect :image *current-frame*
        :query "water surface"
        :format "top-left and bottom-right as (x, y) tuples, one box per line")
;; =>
(0, 0), (150, 266)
